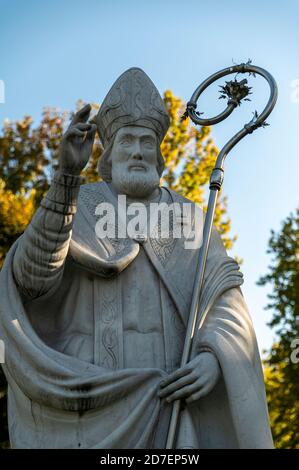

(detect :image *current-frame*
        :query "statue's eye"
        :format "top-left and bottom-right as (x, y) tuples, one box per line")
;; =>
(120, 136), (132, 145)
(144, 140), (155, 148)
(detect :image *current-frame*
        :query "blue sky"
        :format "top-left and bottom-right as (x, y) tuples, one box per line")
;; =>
(1, 0), (299, 355)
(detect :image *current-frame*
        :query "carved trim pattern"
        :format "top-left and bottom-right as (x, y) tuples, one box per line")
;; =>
(79, 184), (130, 254)
(160, 280), (185, 372)
(99, 280), (119, 369)
(150, 232), (176, 266)
(79, 184), (106, 217)
(149, 192), (177, 266)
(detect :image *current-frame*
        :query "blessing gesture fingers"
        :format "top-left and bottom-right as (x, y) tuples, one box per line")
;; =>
(59, 104), (97, 176)
(158, 352), (221, 405)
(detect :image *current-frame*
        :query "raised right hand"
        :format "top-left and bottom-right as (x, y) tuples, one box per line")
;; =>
(59, 104), (97, 175)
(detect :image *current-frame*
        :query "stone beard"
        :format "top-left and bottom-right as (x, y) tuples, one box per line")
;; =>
(111, 157), (160, 199)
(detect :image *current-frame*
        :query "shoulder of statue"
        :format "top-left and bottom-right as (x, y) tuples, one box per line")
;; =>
(78, 180), (109, 201)
(162, 188), (206, 232)
(165, 189), (226, 249)
(78, 180), (107, 195)
(161, 187), (203, 210)
(76, 181), (111, 217)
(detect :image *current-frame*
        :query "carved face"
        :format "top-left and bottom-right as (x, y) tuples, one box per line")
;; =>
(110, 126), (160, 198)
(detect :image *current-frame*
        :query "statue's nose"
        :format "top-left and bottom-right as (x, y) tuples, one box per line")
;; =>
(132, 153), (142, 160)
(131, 141), (143, 160)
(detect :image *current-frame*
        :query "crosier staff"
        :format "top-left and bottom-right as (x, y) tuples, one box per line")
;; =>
(166, 61), (278, 449)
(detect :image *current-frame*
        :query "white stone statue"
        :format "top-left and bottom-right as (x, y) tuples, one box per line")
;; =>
(0, 68), (273, 448)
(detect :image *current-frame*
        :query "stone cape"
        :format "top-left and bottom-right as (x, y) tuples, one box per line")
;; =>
(0, 182), (273, 448)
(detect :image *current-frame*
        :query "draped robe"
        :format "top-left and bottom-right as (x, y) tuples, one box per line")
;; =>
(0, 173), (273, 448)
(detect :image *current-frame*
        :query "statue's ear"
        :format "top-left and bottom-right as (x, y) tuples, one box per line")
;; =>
(157, 146), (165, 177)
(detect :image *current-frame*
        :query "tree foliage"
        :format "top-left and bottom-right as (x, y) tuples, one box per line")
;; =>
(0, 180), (36, 266)
(0, 91), (234, 447)
(259, 209), (299, 448)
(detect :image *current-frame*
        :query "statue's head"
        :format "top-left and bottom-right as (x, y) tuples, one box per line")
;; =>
(95, 68), (170, 198)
